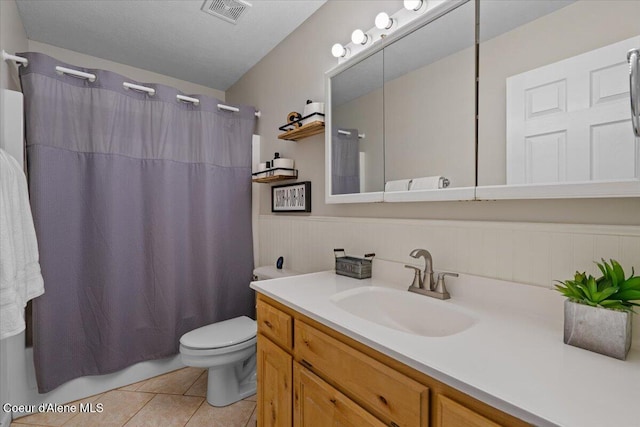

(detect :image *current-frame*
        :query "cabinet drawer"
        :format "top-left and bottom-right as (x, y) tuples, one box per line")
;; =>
(294, 363), (387, 427)
(295, 321), (429, 427)
(257, 299), (293, 350)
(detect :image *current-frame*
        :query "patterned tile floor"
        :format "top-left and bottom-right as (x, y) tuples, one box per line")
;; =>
(11, 368), (257, 427)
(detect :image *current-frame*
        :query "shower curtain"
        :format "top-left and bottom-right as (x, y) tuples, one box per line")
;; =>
(19, 52), (256, 393)
(331, 128), (360, 194)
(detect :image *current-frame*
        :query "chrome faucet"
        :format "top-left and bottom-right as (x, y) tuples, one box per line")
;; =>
(405, 248), (458, 300)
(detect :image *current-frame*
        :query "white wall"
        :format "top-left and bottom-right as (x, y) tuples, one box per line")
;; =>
(227, 0), (640, 225)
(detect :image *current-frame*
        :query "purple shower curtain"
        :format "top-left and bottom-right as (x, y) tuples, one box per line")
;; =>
(332, 127), (360, 194)
(19, 52), (256, 393)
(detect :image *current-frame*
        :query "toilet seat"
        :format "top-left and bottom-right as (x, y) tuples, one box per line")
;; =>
(180, 336), (257, 357)
(180, 316), (256, 350)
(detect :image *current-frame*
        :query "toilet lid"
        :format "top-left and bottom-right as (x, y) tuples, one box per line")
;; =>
(180, 316), (257, 349)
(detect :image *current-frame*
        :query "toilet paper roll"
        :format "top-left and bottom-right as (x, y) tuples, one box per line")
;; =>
(302, 102), (325, 125)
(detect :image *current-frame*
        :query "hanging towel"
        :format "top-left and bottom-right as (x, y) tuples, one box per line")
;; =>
(0, 148), (44, 340)
(385, 179), (412, 192)
(409, 176), (449, 190)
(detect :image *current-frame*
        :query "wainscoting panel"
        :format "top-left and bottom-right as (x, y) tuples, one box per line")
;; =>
(257, 215), (640, 342)
(258, 215), (640, 282)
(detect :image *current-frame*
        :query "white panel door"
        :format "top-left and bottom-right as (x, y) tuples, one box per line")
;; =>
(506, 36), (640, 184)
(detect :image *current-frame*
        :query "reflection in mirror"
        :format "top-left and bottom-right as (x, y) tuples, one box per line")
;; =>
(478, 0), (640, 187)
(384, 1), (476, 190)
(331, 50), (384, 195)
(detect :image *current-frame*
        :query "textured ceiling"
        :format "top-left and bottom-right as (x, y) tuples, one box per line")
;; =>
(15, 0), (326, 91)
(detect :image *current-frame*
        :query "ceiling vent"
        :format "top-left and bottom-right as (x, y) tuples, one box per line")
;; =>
(201, 0), (252, 24)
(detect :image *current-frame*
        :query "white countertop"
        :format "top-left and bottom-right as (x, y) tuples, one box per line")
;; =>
(250, 266), (640, 427)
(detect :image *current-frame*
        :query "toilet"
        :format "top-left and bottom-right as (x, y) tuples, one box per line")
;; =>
(179, 266), (299, 407)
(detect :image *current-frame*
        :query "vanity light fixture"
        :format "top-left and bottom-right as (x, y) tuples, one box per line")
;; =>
(404, 0), (425, 12)
(374, 12), (394, 30)
(331, 43), (349, 58)
(351, 29), (370, 46)
(332, 0), (440, 64)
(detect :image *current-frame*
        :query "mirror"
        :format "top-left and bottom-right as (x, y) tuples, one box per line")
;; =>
(331, 51), (385, 195)
(478, 0), (640, 196)
(383, 1), (476, 191)
(326, 0), (476, 203)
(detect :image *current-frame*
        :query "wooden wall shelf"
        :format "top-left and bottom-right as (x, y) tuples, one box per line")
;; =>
(252, 167), (298, 183)
(278, 119), (325, 142)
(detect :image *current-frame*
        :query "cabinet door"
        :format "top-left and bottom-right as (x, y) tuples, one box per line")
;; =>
(294, 363), (386, 427)
(257, 334), (292, 427)
(435, 395), (501, 427)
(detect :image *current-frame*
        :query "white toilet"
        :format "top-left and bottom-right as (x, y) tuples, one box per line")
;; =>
(179, 266), (299, 407)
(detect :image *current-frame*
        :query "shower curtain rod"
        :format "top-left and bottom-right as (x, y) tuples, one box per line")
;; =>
(337, 129), (365, 139)
(3, 51), (261, 117)
(1, 50), (28, 66)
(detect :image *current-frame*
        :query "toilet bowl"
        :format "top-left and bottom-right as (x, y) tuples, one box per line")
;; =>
(179, 266), (299, 407)
(180, 316), (257, 407)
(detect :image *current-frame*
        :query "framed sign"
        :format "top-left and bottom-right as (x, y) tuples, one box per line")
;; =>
(271, 181), (311, 212)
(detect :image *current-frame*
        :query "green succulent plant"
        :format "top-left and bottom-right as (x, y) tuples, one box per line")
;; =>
(555, 259), (640, 313)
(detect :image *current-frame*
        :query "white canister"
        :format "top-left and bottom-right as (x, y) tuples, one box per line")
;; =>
(273, 158), (294, 169)
(253, 162), (267, 179)
(302, 102), (325, 125)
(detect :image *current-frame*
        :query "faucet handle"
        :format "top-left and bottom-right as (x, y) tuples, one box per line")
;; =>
(404, 265), (423, 289)
(434, 272), (458, 298)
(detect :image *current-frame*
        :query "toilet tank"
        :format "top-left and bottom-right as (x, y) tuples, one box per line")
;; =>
(253, 265), (299, 281)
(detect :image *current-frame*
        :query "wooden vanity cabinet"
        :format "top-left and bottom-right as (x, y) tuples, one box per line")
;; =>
(256, 295), (529, 427)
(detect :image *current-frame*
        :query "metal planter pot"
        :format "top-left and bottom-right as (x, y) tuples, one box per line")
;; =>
(564, 299), (632, 360)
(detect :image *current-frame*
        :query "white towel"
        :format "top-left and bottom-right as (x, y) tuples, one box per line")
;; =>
(384, 179), (412, 192)
(0, 149), (45, 340)
(409, 176), (449, 190)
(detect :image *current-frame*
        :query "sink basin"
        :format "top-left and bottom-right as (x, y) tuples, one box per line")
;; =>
(330, 286), (476, 337)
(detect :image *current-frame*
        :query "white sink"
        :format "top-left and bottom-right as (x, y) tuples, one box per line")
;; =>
(330, 286), (476, 337)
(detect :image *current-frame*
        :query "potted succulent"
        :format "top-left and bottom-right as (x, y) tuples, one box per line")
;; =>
(555, 259), (640, 360)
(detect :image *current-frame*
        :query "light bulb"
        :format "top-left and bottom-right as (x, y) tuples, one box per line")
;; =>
(375, 12), (394, 30)
(331, 43), (348, 58)
(351, 29), (369, 45)
(404, 0), (424, 11)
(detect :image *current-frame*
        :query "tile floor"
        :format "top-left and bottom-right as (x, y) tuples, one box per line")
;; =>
(11, 367), (257, 427)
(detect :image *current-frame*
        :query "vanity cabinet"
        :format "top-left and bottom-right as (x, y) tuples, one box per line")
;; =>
(256, 295), (529, 427)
